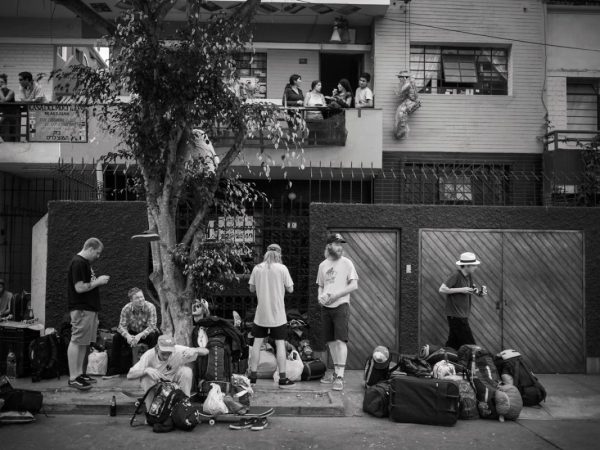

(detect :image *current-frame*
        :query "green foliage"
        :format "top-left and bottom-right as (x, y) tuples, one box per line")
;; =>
(578, 133), (600, 206)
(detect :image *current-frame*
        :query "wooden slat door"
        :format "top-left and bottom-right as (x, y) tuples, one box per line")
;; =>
(330, 230), (399, 369)
(420, 230), (503, 353)
(502, 231), (585, 373)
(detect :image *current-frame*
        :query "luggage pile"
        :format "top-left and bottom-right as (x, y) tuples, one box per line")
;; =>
(363, 344), (546, 426)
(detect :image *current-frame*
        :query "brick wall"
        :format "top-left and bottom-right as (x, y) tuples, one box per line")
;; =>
(44, 201), (150, 329)
(309, 203), (600, 362)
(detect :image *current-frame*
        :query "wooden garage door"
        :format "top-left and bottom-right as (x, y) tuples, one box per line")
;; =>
(420, 230), (503, 354)
(503, 231), (585, 373)
(419, 229), (585, 373)
(331, 230), (399, 369)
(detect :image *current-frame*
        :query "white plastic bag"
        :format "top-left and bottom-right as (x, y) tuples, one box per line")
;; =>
(86, 349), (108, 376)
(248, 348), (278, 379)
(203, 383), (229, 415)
(273, 350), (304, 382)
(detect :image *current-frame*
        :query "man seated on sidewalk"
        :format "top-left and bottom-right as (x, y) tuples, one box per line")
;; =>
(105, 287), (159, 377)
(127, 335), (208, 409)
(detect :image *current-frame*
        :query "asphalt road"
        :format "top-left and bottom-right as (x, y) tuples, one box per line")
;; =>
(1, 414), (599, 450)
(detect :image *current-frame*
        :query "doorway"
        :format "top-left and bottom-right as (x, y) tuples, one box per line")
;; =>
(319, 53), (363, 98)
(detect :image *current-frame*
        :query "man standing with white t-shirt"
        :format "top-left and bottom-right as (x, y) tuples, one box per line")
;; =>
(248, 243), (295, 388)
(317, 233), (359, 391)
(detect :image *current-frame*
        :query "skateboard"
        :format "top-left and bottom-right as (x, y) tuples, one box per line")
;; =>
(196, 407), (274, 426)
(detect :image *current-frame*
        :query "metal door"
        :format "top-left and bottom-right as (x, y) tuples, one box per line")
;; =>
(330, 230), (399, 369)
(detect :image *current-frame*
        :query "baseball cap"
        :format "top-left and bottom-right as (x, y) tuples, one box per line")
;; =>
(267, 243), (281, 252)
(326, 233), (346, 244)
(157, 335), (175, 353)
(372, 346), (390, 369)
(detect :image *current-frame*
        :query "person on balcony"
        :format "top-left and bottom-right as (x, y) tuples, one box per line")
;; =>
(326, 79), (353, 109)
(355, 72), (374, 109)
(394, 70), (421, 139)
(0, 74), (18, 142)
(104, 287), (160, 378)
(18, 72), (46, 103)
(304, 80), (326, 121)
(282, 74), (304, 107)
(0, 278), (14, 320)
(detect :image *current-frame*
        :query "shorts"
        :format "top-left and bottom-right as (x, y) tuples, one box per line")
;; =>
(252, 323), (288, 340)
(321, 303), (349, 343)
(70, 309), (99, 345)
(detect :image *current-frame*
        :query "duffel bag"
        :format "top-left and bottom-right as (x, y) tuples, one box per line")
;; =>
(0, 389), (43, 414)
(301, 359), (327, 381)
(389, 376), (459, 426)
(363, 381), (391, 418)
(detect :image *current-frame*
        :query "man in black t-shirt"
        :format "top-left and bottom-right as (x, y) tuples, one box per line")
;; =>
(438, 252), (487, 350)
(67, 237), (110, 390)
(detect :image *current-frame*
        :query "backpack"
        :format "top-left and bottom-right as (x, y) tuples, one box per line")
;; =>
(29, 333), (61, 382)
(364, 347), (400, 388)
(197, 333), (232, 383)
(362, 380), (391, 418)
(0, 376), (43, 415)
(495, 352), (547, 407)
(456, 378), (479, 420)
(398, 354), (432, 378)
(458, 345), (501, 419)
(130, 381), (188, 432)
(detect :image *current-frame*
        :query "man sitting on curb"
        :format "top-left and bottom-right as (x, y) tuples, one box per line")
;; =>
(105, 287), (160, 378)
(127, 335), (208, 409)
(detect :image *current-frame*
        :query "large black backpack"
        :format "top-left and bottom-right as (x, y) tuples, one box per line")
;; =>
(29, 333), (61, 382)
(458, 345), (501, 419)
(363, 380), (391, 418)
(496, 355), (547, 406)
(130, 381), (188, 432)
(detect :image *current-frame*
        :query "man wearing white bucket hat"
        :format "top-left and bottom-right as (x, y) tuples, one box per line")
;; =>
(439, 252), (487, 350)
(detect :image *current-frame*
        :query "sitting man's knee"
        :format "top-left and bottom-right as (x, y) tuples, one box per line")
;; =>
(177, 366), (193, 380)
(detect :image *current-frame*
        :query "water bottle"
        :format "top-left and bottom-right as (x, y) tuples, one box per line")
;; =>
(109, 395), (117, 416)
(6, 349), (17, 380)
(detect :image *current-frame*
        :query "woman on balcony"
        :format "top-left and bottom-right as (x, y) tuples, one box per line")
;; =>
(282, 74), (304, 107)
(326, 79), (353, 109)
(304, 80), (326, 121)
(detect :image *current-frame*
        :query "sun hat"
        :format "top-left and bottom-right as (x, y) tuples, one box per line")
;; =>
(326, 233), (346, 244)
(456, 252), (481, 266)
(157, 335), (175, 353)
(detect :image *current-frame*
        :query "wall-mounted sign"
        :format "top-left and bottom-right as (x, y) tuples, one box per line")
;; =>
(28, 104), (88, 143)
(207, 215), (255, 243)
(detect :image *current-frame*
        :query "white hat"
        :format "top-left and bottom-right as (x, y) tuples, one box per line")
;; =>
(456, 252), (481, 266)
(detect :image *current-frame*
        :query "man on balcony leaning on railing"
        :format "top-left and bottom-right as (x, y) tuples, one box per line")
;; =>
(18, 72), (46, 103)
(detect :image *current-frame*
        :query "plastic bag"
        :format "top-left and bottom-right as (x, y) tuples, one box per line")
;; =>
(273, 350), (304, 382)
(249, 348), (278, 379)
(86, 349), (108, 376)
(202, 383), (229, 415)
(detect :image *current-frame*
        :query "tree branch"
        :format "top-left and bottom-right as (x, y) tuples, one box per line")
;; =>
(53, 0), (116, 36)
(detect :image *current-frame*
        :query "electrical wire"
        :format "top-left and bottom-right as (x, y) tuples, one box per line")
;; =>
(285, 0), (600, 53)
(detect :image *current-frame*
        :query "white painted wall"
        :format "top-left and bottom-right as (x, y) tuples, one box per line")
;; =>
(31, 213), (47, 326)
(547, 11), (600, 74)
(374, 0), (546, 154)
(266, 49), (320, 101)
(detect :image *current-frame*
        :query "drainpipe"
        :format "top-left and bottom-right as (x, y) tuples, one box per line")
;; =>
(96, 160), (105, 201)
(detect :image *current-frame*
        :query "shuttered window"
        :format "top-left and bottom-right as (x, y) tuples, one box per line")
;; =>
(567, 80), (599, 131)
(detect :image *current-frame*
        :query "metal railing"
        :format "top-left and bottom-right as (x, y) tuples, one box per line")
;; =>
(544, 130), (599, 152)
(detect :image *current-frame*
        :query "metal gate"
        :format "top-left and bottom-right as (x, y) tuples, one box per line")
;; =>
(330, 230), (399, 370)
(420, 229), (585, 373)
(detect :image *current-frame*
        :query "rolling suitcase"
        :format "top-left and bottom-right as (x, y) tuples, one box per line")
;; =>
(389, 376), (460, 426)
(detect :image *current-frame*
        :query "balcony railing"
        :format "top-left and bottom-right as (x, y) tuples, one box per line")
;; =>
(214, 107), (347, 148)
(0, 103), (88, 144)
(544, 129), (599, 152)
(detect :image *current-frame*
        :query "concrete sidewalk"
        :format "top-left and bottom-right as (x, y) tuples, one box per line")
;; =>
(9, 371), (600, 420)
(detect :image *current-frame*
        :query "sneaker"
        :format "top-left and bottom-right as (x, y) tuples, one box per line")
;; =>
(332, 376), (344, 391)
(278, 378), (295, 389)
(229, 417), (256, 430)
(131, 227), (160, 242)
(68, 376), (92, 391)
(250, 417), (269, 431)
(80, 374), (97, 384)
(102, 373), (121, 380)
(320, 371), (336, 384)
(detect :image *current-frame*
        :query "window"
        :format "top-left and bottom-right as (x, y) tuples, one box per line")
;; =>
(234, 53), (267, 99)
(439, 175), (472, 202)
(410, 46), (508, 95)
